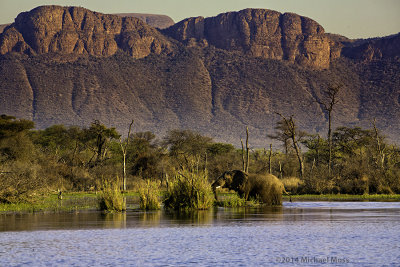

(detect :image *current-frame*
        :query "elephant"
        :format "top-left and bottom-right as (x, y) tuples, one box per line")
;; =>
(212, 170), (285, 205)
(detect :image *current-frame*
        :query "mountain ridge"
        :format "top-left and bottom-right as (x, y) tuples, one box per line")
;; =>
(0, 6), (399, 146)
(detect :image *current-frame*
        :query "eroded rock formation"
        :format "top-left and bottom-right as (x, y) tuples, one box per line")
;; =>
(0, 5), (173, 58)
(164, 9), (336, 69)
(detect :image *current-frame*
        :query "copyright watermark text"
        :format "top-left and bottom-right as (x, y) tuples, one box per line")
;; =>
(275, 256), (350, 264)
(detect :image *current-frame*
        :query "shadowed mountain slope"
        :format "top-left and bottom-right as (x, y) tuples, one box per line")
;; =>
(0, 6), (399, 146)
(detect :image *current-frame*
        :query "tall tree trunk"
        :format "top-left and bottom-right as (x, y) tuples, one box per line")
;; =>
(268, 144), (272, 174)
(373, 119), (385, 169)
(292, 134), (304, 178)
(120, 120), (134, 191)
(328, 111), (332, 175)
(241, 138), (245, 172)
(245, 127), (250, 173)
(315, 84), (341, 175)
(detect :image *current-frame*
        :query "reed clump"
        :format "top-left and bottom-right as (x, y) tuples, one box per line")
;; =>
(219, 193), (246, 207)
(248, 174), (283, 205)
(138, 180), (161, 210)
(98, 179), (125, 212)
(163, 170), (214, 210)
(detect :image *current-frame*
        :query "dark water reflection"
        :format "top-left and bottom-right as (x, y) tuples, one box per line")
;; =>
(2, 202), (399, 232)
(1, 202), (400, 266)
(0, 206), (286, 232)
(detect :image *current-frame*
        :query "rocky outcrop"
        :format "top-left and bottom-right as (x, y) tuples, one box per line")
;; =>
(114, 13), (174, 29)
(164, 9), (335, 69)
(342, 33), (400, 61)
(0, 5), (173, 58)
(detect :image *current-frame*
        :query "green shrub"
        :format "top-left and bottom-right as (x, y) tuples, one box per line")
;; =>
(98, 179), (125, 212)
(139, 180), (161, 210)
(219, 192), (246, 207)
(163, 170), (214, 210)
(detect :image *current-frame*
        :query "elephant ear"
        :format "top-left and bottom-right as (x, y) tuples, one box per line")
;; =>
(231, 170), (248, 192)
(224, 172), (233, 185)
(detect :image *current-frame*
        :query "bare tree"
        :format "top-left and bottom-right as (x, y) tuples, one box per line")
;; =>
(240, 126), (250, 173)
(316, 84), (341, 174)
(372, 119), (386, 170)
(246, 127), (250, 173)
(119, 120), (134, 191)
(241, 138), (245, 172)
(275, 113), (305, 178)
(268, 144), (272, 174)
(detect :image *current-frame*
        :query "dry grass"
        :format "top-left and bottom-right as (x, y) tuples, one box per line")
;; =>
(98, 179), (126, 212)
(138, 180), (161, 210)
(248, 174), (283, 205)
(163, 170), (214, 210)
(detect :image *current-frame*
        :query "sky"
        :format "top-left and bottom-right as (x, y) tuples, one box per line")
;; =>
(0, 0), (399, 39)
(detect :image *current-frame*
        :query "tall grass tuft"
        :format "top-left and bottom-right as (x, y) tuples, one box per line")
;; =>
(138, 180), (161, 210)
(163, 170), (214, 210)
(248, 174), (283, 205)
(219, 192), (246, 207)
(98, 179), (126, 212)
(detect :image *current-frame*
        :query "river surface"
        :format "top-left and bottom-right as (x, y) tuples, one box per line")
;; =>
(1, 202), (399, 266)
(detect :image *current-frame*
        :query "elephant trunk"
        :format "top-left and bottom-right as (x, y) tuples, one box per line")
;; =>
(211, 175), (224, 201)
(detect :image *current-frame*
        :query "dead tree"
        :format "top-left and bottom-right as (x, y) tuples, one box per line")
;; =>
(372, 119), (386, 169)
(241, 127), (250, 173)
(315, 84), (341, 175)
(276, 113), (304, 178)
(268, 144), (272, 174)
(119, 120), (134, 191)
(241, 138), (245, 172)
(246, 127), (250, 173)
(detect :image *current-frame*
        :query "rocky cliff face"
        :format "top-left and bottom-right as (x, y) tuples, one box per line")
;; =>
(0, 6), (173, 58)
(0, 6), (399, 145)
(164, 9), (337, 69)
(342, 33), (400, 61)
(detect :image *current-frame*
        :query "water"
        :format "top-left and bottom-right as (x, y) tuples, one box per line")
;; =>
(1, 202), (400, 266)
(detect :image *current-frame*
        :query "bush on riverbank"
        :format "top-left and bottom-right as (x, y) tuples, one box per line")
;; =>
(0, 160), (48, 204)
(163, 170), (214, 210)
(138, 180), (161, 210)
(98, 179), (125, 212)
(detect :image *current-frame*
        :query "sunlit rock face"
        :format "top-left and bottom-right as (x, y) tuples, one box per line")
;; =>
(0, 5), (173, 58)
(164, 9), (333, 69)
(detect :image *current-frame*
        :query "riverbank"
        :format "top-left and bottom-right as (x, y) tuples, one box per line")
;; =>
(0, 192), (139, 213)
(1, 192), (400, 213)
(283, 194), (400, 202)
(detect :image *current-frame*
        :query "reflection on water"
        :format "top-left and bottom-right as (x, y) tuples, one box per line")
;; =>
(1, 202), (400, 266)
(0, 206), (287, 232)
(1, 202), (400, 231)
